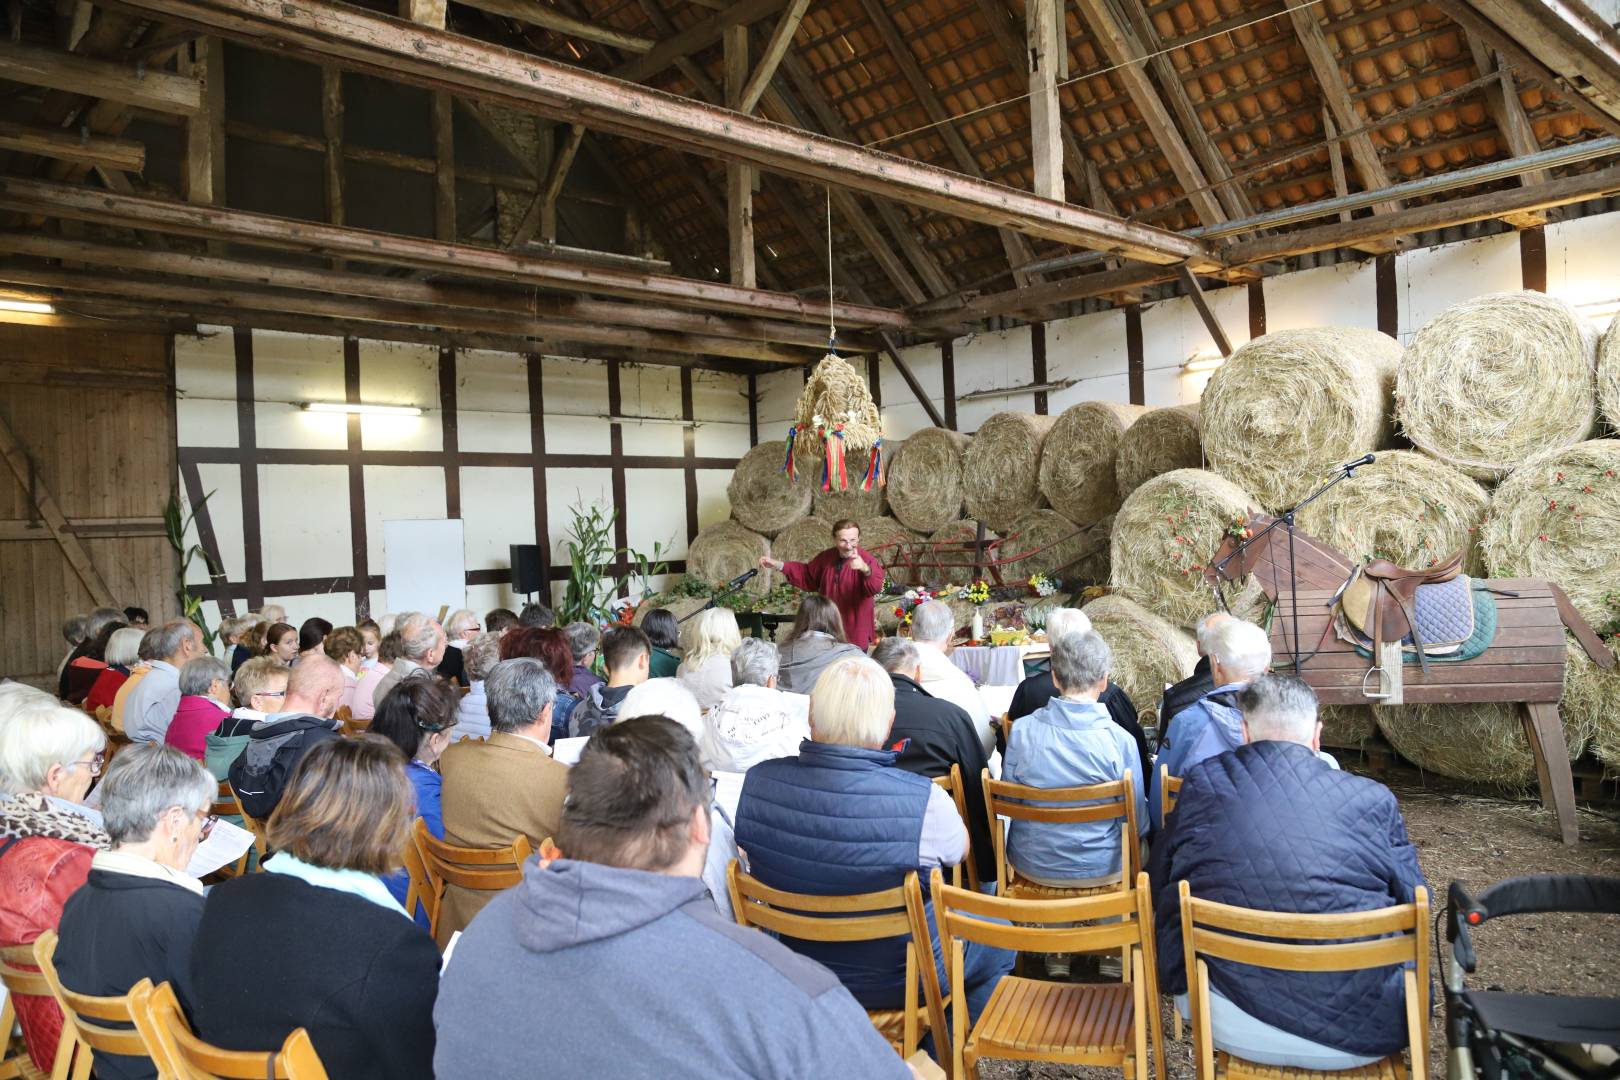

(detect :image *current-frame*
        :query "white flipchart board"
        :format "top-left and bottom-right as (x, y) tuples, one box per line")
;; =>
(383, 519), (466, 615)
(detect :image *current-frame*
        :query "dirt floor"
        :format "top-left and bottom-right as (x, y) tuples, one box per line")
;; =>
(977, 768), (1620, 1080)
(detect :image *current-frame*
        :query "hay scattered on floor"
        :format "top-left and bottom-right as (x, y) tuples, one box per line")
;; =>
(1081, 593), (1199, 728)
(1319, 706), (1376, 748)
(998, 509), (1103, 585)
(1038, 401), (1148, 524)
(1295, 449), (1491, 574)
(1561, 638), (1619, 771)
(1599, 316), (1620, 433)
(1203, 327), (1400, 510)
(1375, 702), (1538, 787)
(1396, 291), (1598, 479)
(1111, 468), (1266, 628)
(1116, 404), (1202, 501)
(888, 428), (970, 532)
(857, 515), (922, 581)
(771, 516), (834, 567)
(962, 412), (1057, 532)
(1478, 439), (1620, 628)
(726, 440), (813, 537)
(686, 520), (770, 594)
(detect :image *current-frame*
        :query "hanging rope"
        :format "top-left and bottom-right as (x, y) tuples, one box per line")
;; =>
(826, 186), (836, 352)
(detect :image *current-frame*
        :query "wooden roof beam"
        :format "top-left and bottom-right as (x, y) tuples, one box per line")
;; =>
(1458, 0), (1620, 131)
(611, 0), (789, 84)
(0, 38), (203, 115)
(0, 119), (144, 172)
(1468, 36), (1548, 229)
(461, 0), (656, 53)
(736, 0), (810, 116)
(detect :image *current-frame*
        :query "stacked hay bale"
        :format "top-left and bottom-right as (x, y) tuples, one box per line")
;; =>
(1111, 468), (1266, 628)
(962, 412), (1056, 532)
(771, 516), (833, 567)
(1318, 707), (1377, 748)
(999, 509), (1102, 584)
(1563, 638), (1620, 772)
(1395, 292), (1598, 479)
(1202, 327), (1401, 510)
(856, 515), (921, 579)
(1116, 404), (1202, 500)
(633, 595), (709, 626)
(686, 520), (771, 594)
(888, 428), (970, 533)
(1373, 702), (1539, 787)
(1295, 450), (1491, 574)
(1080, 594), (1198, 728)
(1038, 401), (1147, 523)
(1601, 318), (1620, 432)
(726, 440), (813, 537)
(812, 438), (897, 524)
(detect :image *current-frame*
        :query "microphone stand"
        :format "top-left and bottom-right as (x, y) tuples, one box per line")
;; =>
(682, 568), (759, 622)
(1213, 460), (1366, 674)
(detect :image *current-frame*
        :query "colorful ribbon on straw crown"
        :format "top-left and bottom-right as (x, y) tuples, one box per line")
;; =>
(780, 424), (884, 492)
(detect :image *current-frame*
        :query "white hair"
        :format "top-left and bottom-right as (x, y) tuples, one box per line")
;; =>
(910, 600), (954, 646)
(1044, 608), (1092, 641)
(1196, 611), (1237, 654)
(730, 638), (779, 687)
(444, 609), (479, 637)
(99, 744), (215, 846)
(104, 627), (145, 668)
(396, 611), (444, 662)
(809, 656), (895, 749)
(0, 697), (106, 794)
(1239, 675), (1319, 744)
(618, 678), (703, 739)
(1051, 630), (1111, 693)
(1206, 618), (1271, 681)
(682, 608), (741, 670)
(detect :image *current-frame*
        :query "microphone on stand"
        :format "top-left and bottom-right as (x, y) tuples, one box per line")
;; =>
(1342, 453), (1375, 472)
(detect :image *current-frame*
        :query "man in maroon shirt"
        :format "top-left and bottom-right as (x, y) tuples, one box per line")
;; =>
(759, 519), (885, 650)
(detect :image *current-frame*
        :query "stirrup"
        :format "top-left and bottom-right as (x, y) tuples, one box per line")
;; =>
(1361, 666), (1393, 701)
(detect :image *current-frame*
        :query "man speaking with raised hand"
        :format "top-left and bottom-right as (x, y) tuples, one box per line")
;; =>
(759, 519), (884, 650)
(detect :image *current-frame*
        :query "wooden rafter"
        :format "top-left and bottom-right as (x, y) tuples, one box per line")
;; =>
(462, 0), (655, 53)
(1468, 37), (1547, 229)
(0, 119), (144, 171)
(736, 0), (810, 116)
(611, 0), (789, 84)
(0, 38), (203, 114)
(1459, 0), (1620, 130)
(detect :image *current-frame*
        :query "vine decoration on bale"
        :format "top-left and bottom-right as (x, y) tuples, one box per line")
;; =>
(782, 354), (884, 494)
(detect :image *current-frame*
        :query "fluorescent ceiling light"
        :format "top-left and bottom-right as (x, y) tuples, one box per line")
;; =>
(0, 298), (54, 315)
(600, 413), (702, 428)
(957, 379), (1077, 402)
(303, 401), (422, 416)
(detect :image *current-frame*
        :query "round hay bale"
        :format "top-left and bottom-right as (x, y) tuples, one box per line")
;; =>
(1599, 317), (1620, 433)
(1072, 515), (1113, 588)
(812, 438), (896, 523)
(1116, 404), (1202, 501)
(1203, 327), (1400, 510)
(1038, 402), (1148, 523)
(924, 521), (987, 587)
(1294, 450), (1491, 575)
(771, 516), (833, 567)
(1111, 468), (1266, 627)
(1478, 439), (1620, 628)
(1373, 703), (1539, 787)
(1319, 706), (1376, 748)
(633, 595), (709, 627)
(1080, 594), (1198, 728)
(1396, 291), (1598, 479)
(1565, 637), (1620, 771)
(888, 428), (970, 532)
(999, 509), (1099, 585)
(962, 412), (1057, 532)
(686, 520), (770, 594)
(857, 515), (922, 579)
(726, 440), (813, 537)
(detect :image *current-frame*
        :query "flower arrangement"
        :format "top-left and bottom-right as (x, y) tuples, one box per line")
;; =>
(1027, 572), (1057, 597)
(891, 586), (936, 628)
(958, 579), (990, 606)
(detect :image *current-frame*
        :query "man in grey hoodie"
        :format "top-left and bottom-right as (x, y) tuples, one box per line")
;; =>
(433, 715), (916, 1078)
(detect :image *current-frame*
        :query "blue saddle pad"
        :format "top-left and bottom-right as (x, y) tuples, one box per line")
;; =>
(1351, 584), (1497, 664)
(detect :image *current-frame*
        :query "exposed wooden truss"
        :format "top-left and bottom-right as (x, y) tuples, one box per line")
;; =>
(0, 120), (144, 172)
(0, 38), (203, 114)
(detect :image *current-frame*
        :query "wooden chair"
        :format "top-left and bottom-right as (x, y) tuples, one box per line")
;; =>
(139, 981), (329, 1079)
(1178, 881), (1430, 1080)
(1160, 764), (1183, 824)
(225, 783), (269, 866)
(412, 819), (533, 943)
(981, 768), (1139, 901)
(931, 764), (979, 891)
(0, 940), (88, 1080)
(340, 714), (370, 738)
(400, 822), (436, 930)
(0, 955), (30, 1080)
(931, 868), (1165, 1080)
(33, 930), (151, 1080)
(727, 862), (948, 1068)
(204, 781), (252, 877)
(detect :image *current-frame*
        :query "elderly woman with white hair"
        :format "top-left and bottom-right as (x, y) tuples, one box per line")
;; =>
(453, 631), (502, 740)
(54, 744), (214, 1080)
(1006, 607), (1151, 781)
(435, 608), (481, 686)
(906, 598), (995, 755)
(84, 624), (144, 715)
(0, 693), (110, 1075)
(698, 638), (809, 775)
(676, 607), (741, 712)
(733, 655), (1014, 1027)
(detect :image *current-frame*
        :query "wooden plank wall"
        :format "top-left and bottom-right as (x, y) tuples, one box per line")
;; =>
(0, 322), (178, 682)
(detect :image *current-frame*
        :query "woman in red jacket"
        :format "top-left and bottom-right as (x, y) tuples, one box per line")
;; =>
(0, 689), (110, 1074)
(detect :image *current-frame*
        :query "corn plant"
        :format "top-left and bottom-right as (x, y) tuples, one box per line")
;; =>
(557, 502), (669, 626)
(164, 489), (221, 653)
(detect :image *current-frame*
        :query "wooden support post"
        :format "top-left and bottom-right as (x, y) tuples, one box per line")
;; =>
(1176, 264), (1234, 357)
(0, 408), (116, 606)
(321, 66), (344, 269)
(725, 24), (757, 289)
(1027, 0), (1063, 201)
(1323, 108), (1352, 223)
(612, 0), (788, 84)
(181, 38), (224, 205)
(432, 91), (455, 243)
(1469, 38), (1548, 229)
(539, 124), (582, 245)
(736, 0), (809, 115)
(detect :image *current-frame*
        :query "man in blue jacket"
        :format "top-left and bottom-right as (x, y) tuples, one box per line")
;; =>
(1149, 674), (1428, 1070)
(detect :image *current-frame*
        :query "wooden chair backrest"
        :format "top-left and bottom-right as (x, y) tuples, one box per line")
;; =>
(225, 783), (269, 861)
(340, 715), (369, 738)
(930, 764), (977, 890)
(2, 939), (88, 1080)
(1178, 881), (1430, 1080)
(206, 782), (252, 876)
(932, 867), (1152, 955)
(413, 819), (533, 939)
(1159, 764), (1182, 822)
(981, 768), (1139, 887)
(34, 929), (151, 1068)
(400, 823), (436, 933)
(141, 981), (329, 1080)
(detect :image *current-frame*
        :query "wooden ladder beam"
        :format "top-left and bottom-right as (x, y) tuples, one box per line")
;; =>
(0, 409), (117, 607)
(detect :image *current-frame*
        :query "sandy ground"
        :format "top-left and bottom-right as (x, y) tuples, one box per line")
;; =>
(975, 771), (1620, 1080)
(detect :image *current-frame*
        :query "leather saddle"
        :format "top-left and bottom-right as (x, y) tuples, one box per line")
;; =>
(1337, 549), (1470, 684)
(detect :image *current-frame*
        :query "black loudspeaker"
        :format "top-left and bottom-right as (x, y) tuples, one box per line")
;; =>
(510, 544), (544, 595)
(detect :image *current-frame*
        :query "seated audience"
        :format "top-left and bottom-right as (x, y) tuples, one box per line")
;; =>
(640, 607), (683, 678)
(517, 602), (554, 628)
(562, 621), (605, 697)
(84, 625), (144, 714)
(57, 613), (88, 681)
(164, 656), (233, 761)
(0, 694), (109, 1075)
(207, 656), (290, 781)
(1159, 611), (1237, 744)
(58, 606), (125, 698)
(322, 625), (366, 713)
(699, 638), (809, 774)
(618, 678), (703, 737)
(872, 636), (993, 885)
(352, 629), (401, 721)
(775, 594), (862, 695)
(908, 600), (995, 754)
(228, 656), (345, 820)
(1151, 675), (1427, 1070)
(123, 606), (150, 628)
(499, 626), (581, 737)
(371, 613), (446, 709)
(438, 658), (568, 943)
(433, 717), (909, 1080)
(570, 626), (651, 736)
(262, 621), (298, 665)
(436, 609), (480, 685)
(124, 620), (206, 744)
(1003, 631), (1147, 892)
(257, 603), (287, 625)
(192, 738), (438, 1079)
(735, 655), (1013, 1024)
(296, 617), (332, 664)
(484, 607), (518, 635)
(62, 617), (129, 704)
(454, 631), (501, 741)
(1151, 617), (1274, 829)
(55, 744), (212, 1080)
(677, 608), (741, 711)
(372, 679), (458, 923)
(234, 619), (269, 672)
(357, 618), (382, 670)
(218, 614), (260, 674)
(1006, 608), (1150, 780)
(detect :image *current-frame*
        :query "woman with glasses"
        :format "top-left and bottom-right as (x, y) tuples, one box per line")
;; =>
(434, 608), (481, 686)
(0, 689), (110, 1075)
(371, 679), (458, 924)
(54, 744), (214, 1080)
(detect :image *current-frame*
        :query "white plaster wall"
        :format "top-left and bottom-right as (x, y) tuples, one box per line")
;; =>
(1545, 211), (1620, 325)
(1261, 259), (1379, 333)
(1396, 231), (1523, 342)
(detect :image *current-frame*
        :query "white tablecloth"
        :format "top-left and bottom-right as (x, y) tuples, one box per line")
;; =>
(950, 644), (1027, 687)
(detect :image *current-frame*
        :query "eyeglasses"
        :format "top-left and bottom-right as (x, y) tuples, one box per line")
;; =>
(69, 751), (106, 776)
(258, 690), (287, 698)
(199, 813), (218, 841)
